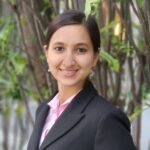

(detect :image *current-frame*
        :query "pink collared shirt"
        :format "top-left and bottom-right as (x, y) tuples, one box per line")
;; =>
(39, 92), (79, 146)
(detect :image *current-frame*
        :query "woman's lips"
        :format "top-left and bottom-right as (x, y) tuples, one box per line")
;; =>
(59, 68), (78, 77)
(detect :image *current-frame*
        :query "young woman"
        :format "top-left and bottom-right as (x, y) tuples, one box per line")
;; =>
(27, 10), (136, 150)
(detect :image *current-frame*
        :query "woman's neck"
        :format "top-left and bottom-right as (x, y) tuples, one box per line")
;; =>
(58, 84), (83, 104)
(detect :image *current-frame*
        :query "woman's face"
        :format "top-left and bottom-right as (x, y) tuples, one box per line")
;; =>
(46, 24), (98, 90)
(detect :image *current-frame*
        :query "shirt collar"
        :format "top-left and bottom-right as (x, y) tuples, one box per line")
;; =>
(47, 90), (81, 109)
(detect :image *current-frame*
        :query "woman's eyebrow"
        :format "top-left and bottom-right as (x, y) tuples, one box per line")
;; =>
(75, 43), (88, 47)
(52, 42), (89, 47)
(52, 42), (64, 45)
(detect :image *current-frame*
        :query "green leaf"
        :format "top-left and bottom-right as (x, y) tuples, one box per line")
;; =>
(2, 107), (10, 116)
(43, 0), (49, 5)
(84, 0), (101, 16)
(129, 106), (143, 121)
(100, 50), (120, 72)
(25, 88), (39, 100)
(136, 0), (144, 7)
(10, 0), (17, 5)
(9, 52), (27, 75)
(100, 21), (117, 33)
(15, 102), (23, 117)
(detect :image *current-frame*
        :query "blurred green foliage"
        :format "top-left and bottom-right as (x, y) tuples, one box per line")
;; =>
(0, 17), (27, 114)
(0, 1), (150, 149)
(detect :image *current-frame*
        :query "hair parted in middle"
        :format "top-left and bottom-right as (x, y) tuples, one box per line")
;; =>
(45, 9), (101, 53)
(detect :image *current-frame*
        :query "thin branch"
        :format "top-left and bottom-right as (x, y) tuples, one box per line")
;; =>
(22, 0), (45, 32)
(15, 9), (44, 102)
(131, 0), (150, 52)
(112, 67), (122, 105)
(127, 57), (138, 105)
(125, 1), (141, 54)
(130, 0), (141, 21)
(17, 76), (34, 126)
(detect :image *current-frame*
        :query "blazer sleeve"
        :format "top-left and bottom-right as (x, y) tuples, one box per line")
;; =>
(94, 109), (137, 150)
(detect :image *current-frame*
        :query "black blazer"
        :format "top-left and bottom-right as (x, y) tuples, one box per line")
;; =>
(27, 81), (136, 150)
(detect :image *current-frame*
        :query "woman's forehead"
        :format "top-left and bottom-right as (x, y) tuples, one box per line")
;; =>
(49, 25), (93, 46)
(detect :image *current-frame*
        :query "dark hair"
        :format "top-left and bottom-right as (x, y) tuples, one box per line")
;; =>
(45, 10), (100, 53)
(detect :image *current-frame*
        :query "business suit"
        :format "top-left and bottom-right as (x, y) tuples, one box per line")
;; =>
(27, 81), (136, 150)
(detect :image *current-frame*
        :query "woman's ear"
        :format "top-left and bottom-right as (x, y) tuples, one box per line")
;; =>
(43, 45), (48, 56)
(92, 52), (99, 67)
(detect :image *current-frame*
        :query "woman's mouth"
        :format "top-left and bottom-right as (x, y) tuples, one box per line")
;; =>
(59, 68), (79, 77)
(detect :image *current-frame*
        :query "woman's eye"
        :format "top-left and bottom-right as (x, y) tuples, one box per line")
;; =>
(54, 47), (64, 52)
(76, 48), (87, 54)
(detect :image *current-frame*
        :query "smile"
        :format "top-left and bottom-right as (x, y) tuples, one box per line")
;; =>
(59, 68), (79, 77)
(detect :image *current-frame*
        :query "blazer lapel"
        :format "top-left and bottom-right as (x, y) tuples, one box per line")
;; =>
(28, 104), (49, 150)
(39, 81), (98, 150)
(39, 113), (85, 150)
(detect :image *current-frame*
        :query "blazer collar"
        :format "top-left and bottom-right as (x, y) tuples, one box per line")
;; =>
(39, 80), (98, 150)
(28, 104), (49, 150)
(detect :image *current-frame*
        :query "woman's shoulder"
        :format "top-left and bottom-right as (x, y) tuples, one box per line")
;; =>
(89, 94), (117, 112)
(88, 94), (130, 125)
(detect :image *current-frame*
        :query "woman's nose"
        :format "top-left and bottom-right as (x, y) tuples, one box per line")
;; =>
(63, 51), (75, 67)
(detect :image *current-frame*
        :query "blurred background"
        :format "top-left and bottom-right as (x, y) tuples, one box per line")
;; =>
(0, 0), (150, 150)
